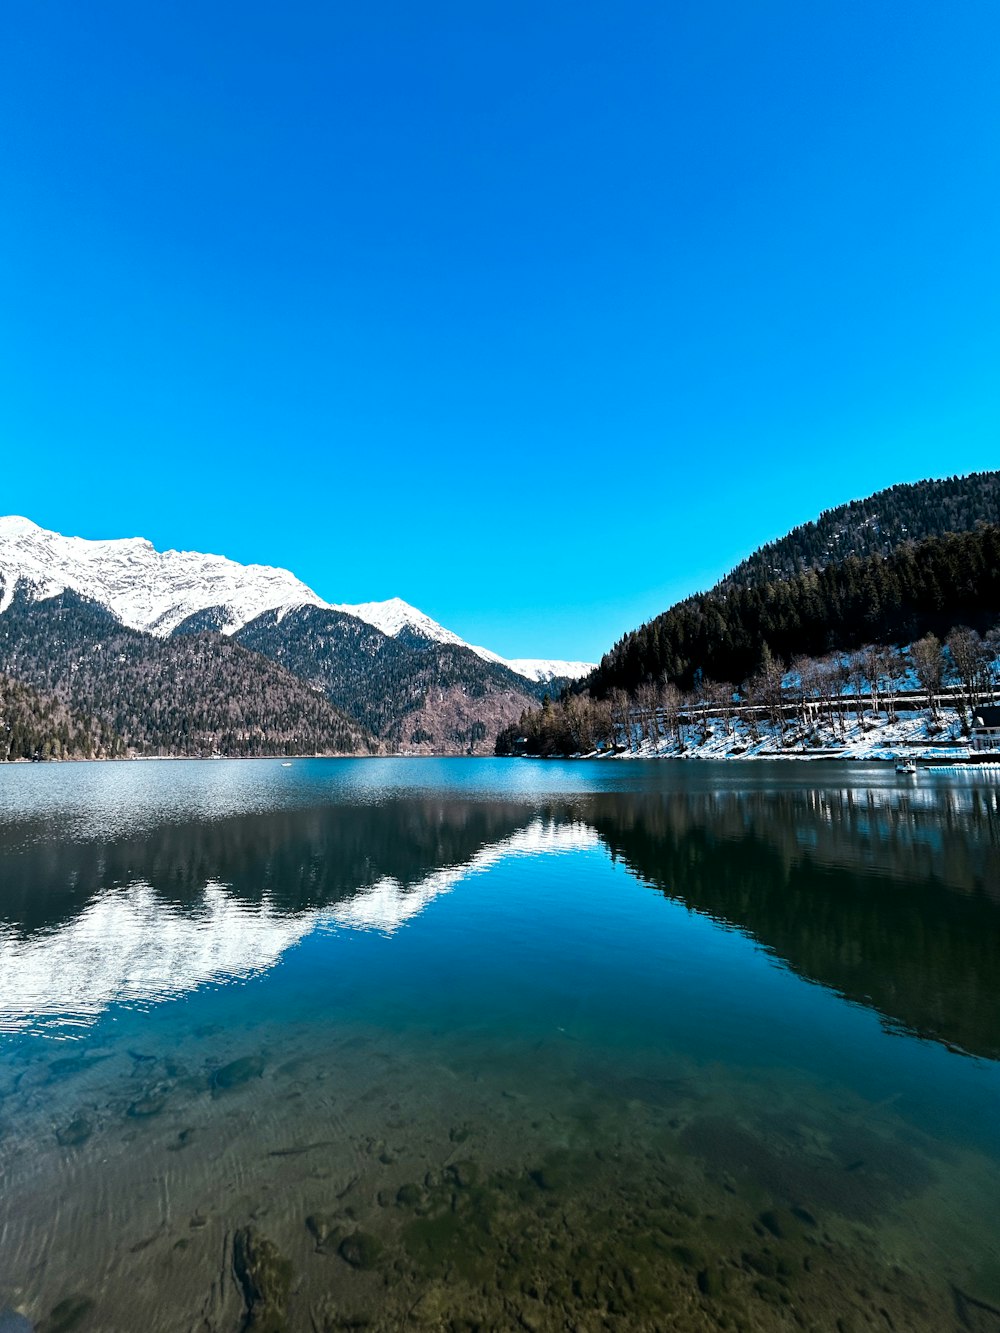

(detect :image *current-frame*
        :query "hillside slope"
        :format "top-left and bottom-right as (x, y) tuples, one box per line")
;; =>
(0, 591), (376, 757)
(722, 470), (1000, 588)
(235, 605), (541, 753)
(1, 672), (116, 761)
(589, 525), (1000, 696)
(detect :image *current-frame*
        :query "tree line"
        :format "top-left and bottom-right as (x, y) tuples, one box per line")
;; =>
(723, 470), (1000, 588)
(589, 524), (1000, 696)
(498, 525), (1000, 756)
(0, 591), (379, 758)
(0, 672), (117, 761)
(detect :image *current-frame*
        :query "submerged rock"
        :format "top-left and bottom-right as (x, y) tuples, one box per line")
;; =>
(211, 1056), (265, 1097)
(305, 1213), (339, 1251)
(55, 1116), (92, 1148)
(43, 1296), (94, 1332)
(697, 1264), (727, 1297)
(232, 1227), (292, 1332)
(127, 1088), (169, 1118)
(46, 1057), (107, 1085)
(445, 1160), (478, 1189)
(338, 1231), (383, 1270)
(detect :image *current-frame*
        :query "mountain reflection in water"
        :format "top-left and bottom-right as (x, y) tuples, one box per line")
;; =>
(2, 770), (998, 1058)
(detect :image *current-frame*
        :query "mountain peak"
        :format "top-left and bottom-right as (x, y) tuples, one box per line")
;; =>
(0, 515), (42, 537)
(0, 517), (594, 682)
(0, 516), (328, 636)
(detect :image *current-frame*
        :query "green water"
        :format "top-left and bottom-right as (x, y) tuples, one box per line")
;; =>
(0, 758), (998, 1332)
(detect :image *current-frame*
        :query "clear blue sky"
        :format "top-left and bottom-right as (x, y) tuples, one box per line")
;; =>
(2, 1), (998, 662)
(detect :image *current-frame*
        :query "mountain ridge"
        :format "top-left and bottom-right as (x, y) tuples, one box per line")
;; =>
(0, 587), (378, 758)
(0, 517), (592, 683)
(0, 519), (561, 756)
(718, 470), (1000, 590)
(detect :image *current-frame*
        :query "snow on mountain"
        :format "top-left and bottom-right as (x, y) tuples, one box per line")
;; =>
(0, 517), (594, 681)
(331, 596), (471, 650)
(503, 659), (595, 683)
(332, 596), (594, 681)
(0, 515), (326, 635)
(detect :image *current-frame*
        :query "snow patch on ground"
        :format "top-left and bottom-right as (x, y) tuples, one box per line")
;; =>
(592, 705), (987, 762)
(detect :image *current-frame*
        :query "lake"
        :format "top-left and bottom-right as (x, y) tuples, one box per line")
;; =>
(0, 758), (998, 1332)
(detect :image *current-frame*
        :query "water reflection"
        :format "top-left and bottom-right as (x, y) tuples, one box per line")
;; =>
(582, 785), (1000, 1060)
(0, 761), (998, 1333)
(2, 769), (998, 1057)
(0, 816), (597, 1033)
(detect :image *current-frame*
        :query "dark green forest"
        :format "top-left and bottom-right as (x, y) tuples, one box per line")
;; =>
(722, 470), (1000, 587)
(589, 524), (1000, 696)
(0, 672), (115, 761)
(498, 520), (1000, 756)
(0, 591), (377, 757)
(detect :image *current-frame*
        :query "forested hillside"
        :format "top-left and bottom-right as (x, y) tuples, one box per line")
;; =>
(590, 524), (1000, 696)
(1, 672), (116, 761)
(723, 471), (1000, 588)
(236, 605), (542, 753)
(498, 521), (1000, 756)
(0, 591), (376, 757)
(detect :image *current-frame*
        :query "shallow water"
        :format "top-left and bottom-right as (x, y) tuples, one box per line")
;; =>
(0, 758), (998, 1332)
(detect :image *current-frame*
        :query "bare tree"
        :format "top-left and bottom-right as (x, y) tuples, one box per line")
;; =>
(879, 646), (904, 722)
(813, 655), (847, 737)
(636, 682), (660, 749)
(705, 679), (736, 736)
(608, 688), (633, 752)
(791, 654), (824, 732)
(738, 678), (761, 742)
(911, 634), (944, 720)
(659, 679), (682, 747)
(947, 627), (992, 717)
(847, 650), (867, 724)
(751, 646), (785, 737)
(679, 690), (699, 748)
(591, 699), (615, 752)
(564, 695), (593, 754)
(861, 645), (884, 720)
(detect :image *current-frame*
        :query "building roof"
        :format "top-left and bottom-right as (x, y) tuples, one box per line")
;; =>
(973, 704), (1000, 728)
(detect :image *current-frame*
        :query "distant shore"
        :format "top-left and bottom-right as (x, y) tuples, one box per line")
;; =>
(510, 701), (1000, 766)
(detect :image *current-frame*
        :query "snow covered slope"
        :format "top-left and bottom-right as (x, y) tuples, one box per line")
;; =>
(0, 516), (326, 635)
(331, 596), (472, 650)
(0, 517), (594, 681)
(331, 596), (593, 681)
(503, 659), (596, 684)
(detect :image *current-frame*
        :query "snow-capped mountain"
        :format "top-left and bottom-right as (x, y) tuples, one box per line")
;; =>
(0, 515), (326, 636)
(331, 596), (593, 682)
(500, 658), (597, 684)
(0, 518), (593, 681)
(331, 595), (475, 650)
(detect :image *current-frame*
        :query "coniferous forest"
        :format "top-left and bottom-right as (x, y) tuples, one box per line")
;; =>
(591, 525), (1000, 695)
(0, 591), (378, 758)
(0, 672), (115, 761)
(498, 513), (1000, 756)
(722, 471), (1000, 587)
